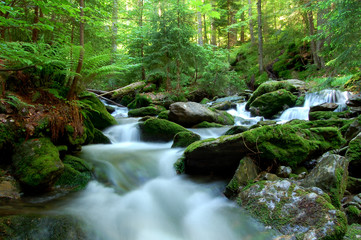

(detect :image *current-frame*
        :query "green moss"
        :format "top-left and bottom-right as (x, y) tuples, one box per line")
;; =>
(120, 95), (133, 106)
(295, 95), (305, 106)
(223, 126), (249, 135)
(127, 94), (152, 109)
(184, 138), (216, 154)
(128, 106), (161, 117)
(192, 121), (224, 128)
(344, 224), (361, 240)
(65, 124), (87, 147)
(92, 128), (111, 144)
(249, 89), (298, 118)
(157, 110), (169, 120)
(0, 123), (19, 161)
(200, 98), (210, 104)
(172, 131), (201, 148)
(12, 138), (64, 189)
(174, 156), (185, 174)
(294, 166), (308, 175)
(140, 118), (191, 142)
(309, 110), (351, 121)
(246, 81), (297, 110)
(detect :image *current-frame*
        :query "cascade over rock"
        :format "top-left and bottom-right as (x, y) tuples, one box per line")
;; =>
(180, 124), (345, 176)
(238, 180), (347, 239)
(168, 102), (234, 127)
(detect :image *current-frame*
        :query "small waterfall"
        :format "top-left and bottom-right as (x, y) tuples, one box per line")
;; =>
(227, 103), (263, 126)
(279, 89), (350, 122)
(104, 118), (141, 143)
(190, 127), (231, 139)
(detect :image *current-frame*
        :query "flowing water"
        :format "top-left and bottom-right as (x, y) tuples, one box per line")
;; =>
(52, 110), (275, 240)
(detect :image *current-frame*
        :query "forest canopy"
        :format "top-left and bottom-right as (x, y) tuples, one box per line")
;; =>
(0, 0), (360, 98)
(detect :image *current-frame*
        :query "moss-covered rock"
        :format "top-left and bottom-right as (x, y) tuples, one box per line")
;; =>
(223, 126), (249, 135)
(0, 123), (19, 163)
(12, 138), (64, 191)
(301, 152), (349, 209)
(79, 92), (117, 130)
(345, 205), (361, 225)
(55, 155), (92, 191)
(0, 214), (87, 239)
(224, 156), (259, 198)
(346, 132), (361, 178)
(347, 177), (361, 194)
(157, 110), (169, 120)
(200, 98), (210, 104)
(181, 124), (345, 176)
(211, 101), (235, 111)
(127, 94), (152, 109)
(309, 110), (351, 121)
(171, 131), (201, 148)
(238, 180), (347, 239)
(286, 119), (354, 136)
(92, 128), (111, 144)
(192, 121), (224, 128)
(249, 89), (297, 119)
(246, 81), (297, 110)
(65, 124), (87, 149)
(128, 106), (161, 117)
(168, 102), (234, 127)
(139, 118), (192, 142)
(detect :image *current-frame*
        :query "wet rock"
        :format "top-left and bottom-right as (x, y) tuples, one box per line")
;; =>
(12, 138), (64, 192)
(0, 214), (87, 239)
(310, 102), (338, 112)
(246, 80), (298, 110)
(260, 172), (279, 181)
(139, 118), (192, 142)
(211, 101), (236, 111)
(171, 131), (201, 148)
(346, 132), (361, 178)
(92, 129), (111, 144)
(105, 105), (115, 114)
(180, 124), (345, 176)
(168, 102), (234, 127)
(238, 180), (347, 239)
(0, 175), (20, 200)
(192, 121), (223, 128)
(347, 177), (361, 194)
(277, 166), (292, 178)
(347, 93), (361, 107)
(223, 126), (249, 135)
(344, 115), (361, 143)
(225, 157), (259, 198)
(301, 152), (348, 208)
(128, 106), (163, 117)
(249, 89), (297, 119)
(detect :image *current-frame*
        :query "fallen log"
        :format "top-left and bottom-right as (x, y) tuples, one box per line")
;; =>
(109, 81), (146, 100)
(92, 93), (125, 107)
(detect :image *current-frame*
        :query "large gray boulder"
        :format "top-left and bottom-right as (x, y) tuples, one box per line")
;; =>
(168, 102), (234, 127)
(301, 152), (349, 208)
(238, 180), (347, 239)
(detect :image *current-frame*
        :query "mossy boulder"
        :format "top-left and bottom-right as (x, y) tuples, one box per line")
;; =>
(79, 92), (117, 130)
(157, 110), (169, 120)
(171, 131), (201, 148)
(345, 205), (361, 225)
(238, 180), (347, 239)
(249, 89), (297, 119)
(127, 94), (152, 109)
(211, 101), (235, 111)
(346, 132), (361, 178)
(92, 128), (111, 144)
(225, 156), (259, 198)
(139, 118), (192, 142)
(128, 106), (161, 117)
(181, 124), (345, 176)
(301, 152), (349, 208)
(55, 155), (92, 191)
(345, 115), (361, 143)
(12, 138), (64, 191)
(0, 214), (86, 239)
(286, 119), (354, 136)
(223, 126), (249, 135)
(309, 110), (351, 121)
(168, 102), (234, 127)
(347, 177), (361, 194)
(192, 121), (224, 128)
(246, 80), (297, 110)
(65, 125), (87, 150)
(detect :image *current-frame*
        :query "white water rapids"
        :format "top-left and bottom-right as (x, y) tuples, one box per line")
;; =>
(55, 116), (274, 240)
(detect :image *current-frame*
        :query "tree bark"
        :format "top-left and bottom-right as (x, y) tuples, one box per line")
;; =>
(228, 0), (237, 47)
(203, 13), (208, 44)
(307, 10), (320, 68)
(257, 0), (264, 73)
(211, 0), (217, 46)
(67, 0), (85, 100)
(248, 0), (255, 44)
(197, 11), (203, 46)
(138, 0), (146, 80)
(316, 8), (326, 68)
(241, 9), (245, 43)
(32, 6), (39, 42)
(112, 0), (119, 56)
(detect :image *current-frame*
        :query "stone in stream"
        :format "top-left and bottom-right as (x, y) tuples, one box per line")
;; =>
(179, 124), (345, 176)
(168, 102), (234, 127)
(12, 138), (64, 192)
(301, 152), (349, 208)
(0, 175), (20, 200)
(238, 180), (347, 239)
(171, 131), (201, 148)
(346, 132), (361, 178)
(249, 89), (298, 119)
(210, 101), (237, 111)
(309, 102), (339, 112)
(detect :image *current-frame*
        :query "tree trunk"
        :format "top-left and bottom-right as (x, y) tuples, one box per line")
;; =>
(257, 0), (263, 73)
(197, 11), (203, 46)
(203, 13), (208, 44)
(211, 0), (217, 46)
(307, 10), (320, 68)
(248, 0), (255, 44)
(32, 6), (39, 42)
(241, 9), (245, 43)
(316, 8), (326, 68)
(228, 0), (237, 47)
(112, 0), (119, 56)
(138, 0), (146, 80)
(67, 0), (85, 100)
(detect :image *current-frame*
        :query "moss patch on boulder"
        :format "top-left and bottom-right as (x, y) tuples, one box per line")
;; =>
(128, 106), (160, 117)
(12, 138), (64, 191)
(192, 121), (224, 128)
(157, 110), (169, 120)
(171, 131), (201, 148)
